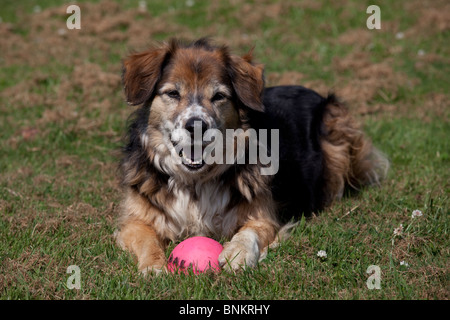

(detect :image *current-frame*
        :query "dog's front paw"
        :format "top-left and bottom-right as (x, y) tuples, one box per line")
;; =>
(218, 230), (260, 271)
(140, 265), (167, 277)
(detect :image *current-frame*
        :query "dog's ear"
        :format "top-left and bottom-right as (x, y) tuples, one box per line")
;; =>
(122, 44), (173, 106)
(227, 50), (265, 112)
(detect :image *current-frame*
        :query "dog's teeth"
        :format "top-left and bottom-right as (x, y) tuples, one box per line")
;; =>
(180, 150), (203, 166)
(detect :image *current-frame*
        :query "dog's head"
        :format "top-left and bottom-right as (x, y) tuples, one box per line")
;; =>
(122, 39), (264, 181)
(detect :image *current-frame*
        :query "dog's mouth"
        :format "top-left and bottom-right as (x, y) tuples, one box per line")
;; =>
(178, 147), (205, 171)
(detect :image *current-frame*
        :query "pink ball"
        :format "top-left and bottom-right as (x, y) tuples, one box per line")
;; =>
(167, 236), (223, 274)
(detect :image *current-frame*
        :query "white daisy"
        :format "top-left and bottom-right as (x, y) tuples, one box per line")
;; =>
(395, 32), (405, 39)
(393, 224), (403, 236)
(411, 209), (423, 218)
(317, 250), (327, 259)
(400, 261), (409, 267)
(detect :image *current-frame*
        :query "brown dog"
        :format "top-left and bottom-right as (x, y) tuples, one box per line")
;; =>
(115, 39), (388, 274)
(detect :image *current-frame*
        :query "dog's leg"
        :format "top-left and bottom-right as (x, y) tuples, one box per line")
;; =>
(115, 221), (166, 275)
(218, 219), (277, 271)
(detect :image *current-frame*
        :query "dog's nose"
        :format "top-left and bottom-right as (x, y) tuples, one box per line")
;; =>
(184, 118), (208, 137)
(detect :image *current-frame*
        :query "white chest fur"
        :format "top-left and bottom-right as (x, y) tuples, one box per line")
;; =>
(164, 179), (237, 239)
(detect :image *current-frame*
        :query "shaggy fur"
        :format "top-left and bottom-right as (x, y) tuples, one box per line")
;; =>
(115, 39), (389, 274)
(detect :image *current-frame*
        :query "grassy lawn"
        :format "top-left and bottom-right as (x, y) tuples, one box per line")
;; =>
(0, 0), (448, 300)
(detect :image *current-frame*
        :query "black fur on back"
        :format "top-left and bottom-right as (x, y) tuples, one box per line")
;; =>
(249, 85), (331, 221)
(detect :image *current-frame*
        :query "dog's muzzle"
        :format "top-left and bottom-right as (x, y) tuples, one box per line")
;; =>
(176, 117), (210, 171)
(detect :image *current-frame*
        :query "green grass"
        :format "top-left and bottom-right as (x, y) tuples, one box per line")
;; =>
(0, 0), (449, 300)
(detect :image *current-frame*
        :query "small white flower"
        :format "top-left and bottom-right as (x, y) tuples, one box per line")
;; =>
(57, 28), (67, 36)
(411, 209), (423, 218)
(393, 224), (403, 236)
(317, 250), (327, 258)
(395, 32), (404, 39)
(400, 261), (409, 267)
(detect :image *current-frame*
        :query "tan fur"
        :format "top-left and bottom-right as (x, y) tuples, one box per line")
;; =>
(321, 98), (389, 203)
(116, 220), (166, 275)
(122, 46), (171, 106)
(239, 219), (278, 251)
(228, 53), (265, 112)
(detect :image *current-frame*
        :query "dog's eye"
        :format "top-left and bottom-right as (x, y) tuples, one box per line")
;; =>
(211, 92), (227, 103)
(165, 90), (181, 100)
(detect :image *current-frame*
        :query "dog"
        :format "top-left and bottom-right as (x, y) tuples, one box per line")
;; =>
(115, 38), (389, 274)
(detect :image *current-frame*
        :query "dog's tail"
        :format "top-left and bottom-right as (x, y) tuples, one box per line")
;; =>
(320, 94), (389, 203)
